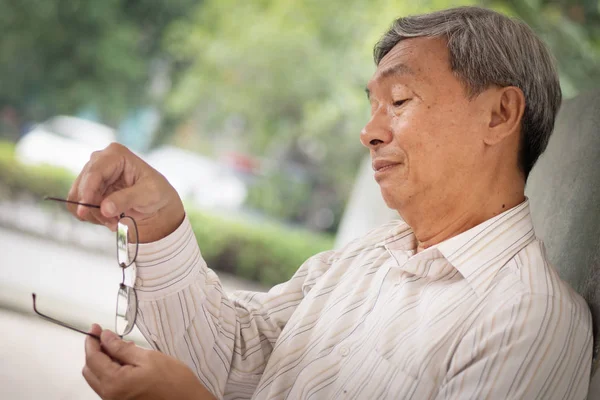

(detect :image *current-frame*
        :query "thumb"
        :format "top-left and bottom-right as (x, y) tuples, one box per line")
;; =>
(100, 329), (141, 365)
(101, 185), (146, 218)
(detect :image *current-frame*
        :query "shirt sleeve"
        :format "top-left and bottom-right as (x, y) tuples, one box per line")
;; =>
(435, 293), (593, 400)
(131, 215), (335, 399)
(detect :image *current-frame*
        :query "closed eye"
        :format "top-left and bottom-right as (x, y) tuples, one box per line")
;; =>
(393, 99), (408, 107)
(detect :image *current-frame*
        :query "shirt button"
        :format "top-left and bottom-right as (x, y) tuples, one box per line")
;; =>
(339, 346), (350, 357)
(135, 277), (143, 287)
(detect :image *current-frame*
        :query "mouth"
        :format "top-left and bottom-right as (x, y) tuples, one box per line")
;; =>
(372, 159), (402, 173)
(375, 164), (399, 173)
(373, 161), (402, 181)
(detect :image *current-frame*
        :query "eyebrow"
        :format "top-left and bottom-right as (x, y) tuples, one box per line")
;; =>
(365, 63), (415, 99)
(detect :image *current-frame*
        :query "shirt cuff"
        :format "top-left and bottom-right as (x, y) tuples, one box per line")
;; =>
(130, 214), (204, 299)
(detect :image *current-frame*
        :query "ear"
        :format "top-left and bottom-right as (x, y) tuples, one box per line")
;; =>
(484, 86), (525, 146)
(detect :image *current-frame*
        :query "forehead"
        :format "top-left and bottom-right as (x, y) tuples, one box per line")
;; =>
(368, 37), (451, 87)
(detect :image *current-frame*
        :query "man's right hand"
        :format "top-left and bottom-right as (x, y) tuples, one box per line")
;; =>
(67, 143), (185, 243)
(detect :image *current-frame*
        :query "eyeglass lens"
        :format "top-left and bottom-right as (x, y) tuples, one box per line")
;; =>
(117, 215), (139, 268)
(115, 215), (139, 336)
(31, 197), (139, 338)
(116, 284), (138, 336)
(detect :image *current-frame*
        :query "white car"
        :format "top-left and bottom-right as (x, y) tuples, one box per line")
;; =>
(143, 145), (248, 211)
(15, 116), (116, 175)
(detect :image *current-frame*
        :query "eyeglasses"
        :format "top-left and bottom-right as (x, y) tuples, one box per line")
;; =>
(32, 196), (139, 340)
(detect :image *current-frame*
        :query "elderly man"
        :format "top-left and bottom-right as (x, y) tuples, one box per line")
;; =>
(72, 6), (592, 400)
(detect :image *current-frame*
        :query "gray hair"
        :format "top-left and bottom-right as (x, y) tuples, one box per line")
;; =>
(374, 6), (561, 180)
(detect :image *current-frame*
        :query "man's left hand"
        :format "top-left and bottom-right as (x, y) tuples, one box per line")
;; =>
(83, 324), (216, 400)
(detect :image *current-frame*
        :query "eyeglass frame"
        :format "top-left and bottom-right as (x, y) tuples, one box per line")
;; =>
(31, 196), (139, 340)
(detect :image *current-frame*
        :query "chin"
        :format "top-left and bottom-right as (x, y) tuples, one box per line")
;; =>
(380, 189), (402, 211)
(380, 181), (416, 212)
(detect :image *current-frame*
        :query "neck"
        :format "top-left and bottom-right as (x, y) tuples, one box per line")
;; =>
(399, 176), (525, 254)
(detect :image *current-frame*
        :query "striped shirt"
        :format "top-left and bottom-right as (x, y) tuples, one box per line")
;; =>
(133, 200), (593, 399)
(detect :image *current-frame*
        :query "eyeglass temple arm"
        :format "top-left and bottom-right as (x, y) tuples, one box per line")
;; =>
(32, 293), (101, 340)
(43, 196), (101, 209)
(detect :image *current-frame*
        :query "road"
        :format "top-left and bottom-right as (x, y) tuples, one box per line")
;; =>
(0, 226), (268, 400)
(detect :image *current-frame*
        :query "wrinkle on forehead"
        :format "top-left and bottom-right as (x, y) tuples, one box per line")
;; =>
(377, 39), (421, 70)
(379, 63), (415, 80)
(367, 62), (415, 97)
(373, 37), (451, 85)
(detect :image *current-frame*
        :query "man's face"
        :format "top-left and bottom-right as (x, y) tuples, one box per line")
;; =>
(363, 37), (491, 212)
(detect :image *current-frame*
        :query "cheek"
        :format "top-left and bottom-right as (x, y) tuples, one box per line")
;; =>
(389, 106), (428, 146)
(390, 107), (441, 164)
(390, 105), (472, 183)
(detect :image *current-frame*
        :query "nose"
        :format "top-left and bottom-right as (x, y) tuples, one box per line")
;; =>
(360, 108), (393, 150)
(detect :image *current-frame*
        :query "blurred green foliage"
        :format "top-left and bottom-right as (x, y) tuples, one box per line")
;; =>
(189, 208), (334, 286)
(0, 0), (198, 127)
(1, 0), (598, 233)
(0, 140), (74, 199)
(486, 0), (600, 97)
(160, 0), (600, 231)
(246, 169), (314, 224)
(0, 139), (333, 286)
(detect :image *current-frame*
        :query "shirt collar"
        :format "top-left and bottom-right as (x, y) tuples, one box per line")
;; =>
(379, 221), (453, 279)
(437, 200), (536, 296)
(379, 200), (536, 297)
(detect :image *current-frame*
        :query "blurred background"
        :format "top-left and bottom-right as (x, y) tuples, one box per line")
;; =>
(0, 0), (598, 398)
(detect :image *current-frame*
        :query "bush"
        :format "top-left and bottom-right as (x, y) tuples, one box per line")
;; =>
(0, 140), (75, 199)
(0, 139), (334, 286)
(189, 210), (334, 286)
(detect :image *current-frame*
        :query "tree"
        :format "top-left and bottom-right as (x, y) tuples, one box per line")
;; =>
(160, 0), (477, 230)
(492, 0), (600, 97)
(163, 0), (599, 231)
(0, 0), (199, 133)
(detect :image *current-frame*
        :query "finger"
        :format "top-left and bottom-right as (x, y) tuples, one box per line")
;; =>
(86, 207), (117, 227)
(76, 194), (116, 226)
(77, 207), (106, 226)
(84, 364), (138, 400)
(66, 174), (83, 217)
(89, 323), (103, 337)
(102, 215), (119, 231)
(101, 183), (162, 219)
(85, 324), (105, 359)
(66, 180), (103, 224)
(82, 365), (105, 399)
(86, 327), (121, 380)
(78, 154), (126, 210)
(70, 157), (104, 220)
(100, 329), (144, 366)
(68, 180), (103, 225)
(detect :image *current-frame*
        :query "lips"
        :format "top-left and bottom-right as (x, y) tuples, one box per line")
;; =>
(372, 159), (401, 172)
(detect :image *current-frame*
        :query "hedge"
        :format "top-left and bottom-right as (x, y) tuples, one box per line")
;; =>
(0, 140), (74, 199)
(189, 209), (334, 286)
(0, 140), (334, 287)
